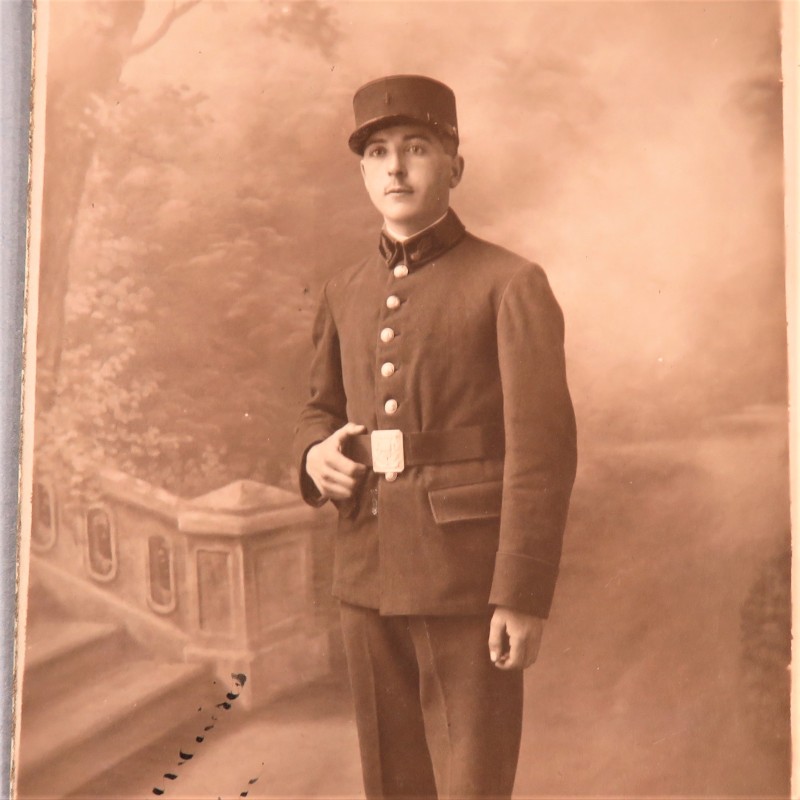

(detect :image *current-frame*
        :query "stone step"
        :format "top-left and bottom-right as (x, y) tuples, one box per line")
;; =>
(17, 659), (213, 799)
(22, 619), (128, 711)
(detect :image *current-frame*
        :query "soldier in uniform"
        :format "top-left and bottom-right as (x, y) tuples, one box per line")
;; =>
(293, 75), (577, 799)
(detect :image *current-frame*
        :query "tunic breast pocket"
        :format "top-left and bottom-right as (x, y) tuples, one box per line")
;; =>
(427, 481), (503, 525)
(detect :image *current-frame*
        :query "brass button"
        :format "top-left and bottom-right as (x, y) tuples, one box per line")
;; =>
(385, 472), (398, 482)
(380, 362), (395, 377)
(384, 399), (398, 415)
(386, 295), (400, 310)
(380, 327), (395, 343)
(393, 264), (409, 278)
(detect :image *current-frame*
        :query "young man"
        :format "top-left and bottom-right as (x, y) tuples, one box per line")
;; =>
(293, 75), (577, 799)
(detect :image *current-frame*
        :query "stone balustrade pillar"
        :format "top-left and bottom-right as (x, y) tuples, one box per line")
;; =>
(30, 469), (338, 710)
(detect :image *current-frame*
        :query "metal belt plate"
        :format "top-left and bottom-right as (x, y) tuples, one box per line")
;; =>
(371, 429), (405, 474)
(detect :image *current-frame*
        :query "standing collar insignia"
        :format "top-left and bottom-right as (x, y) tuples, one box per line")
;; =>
(378, 209), (466, 269)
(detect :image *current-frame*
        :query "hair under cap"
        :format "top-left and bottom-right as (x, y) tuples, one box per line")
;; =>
(348, 74), (459, 154)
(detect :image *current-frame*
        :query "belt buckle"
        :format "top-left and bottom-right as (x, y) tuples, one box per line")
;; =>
(371, 429), (404, 475)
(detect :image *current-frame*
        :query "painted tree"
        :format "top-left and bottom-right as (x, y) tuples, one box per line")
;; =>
(35, 0), (338, 409)
(37, 1), (192, 408)
(35, 1), (342, 500)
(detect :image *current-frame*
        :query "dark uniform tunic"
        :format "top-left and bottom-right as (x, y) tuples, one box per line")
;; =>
(294, 209), (577, 619)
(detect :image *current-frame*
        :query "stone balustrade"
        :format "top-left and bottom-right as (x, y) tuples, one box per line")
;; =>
(28, 469), (339, 708)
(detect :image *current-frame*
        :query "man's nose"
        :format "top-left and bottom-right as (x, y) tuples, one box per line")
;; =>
(387, 150), (406, 176)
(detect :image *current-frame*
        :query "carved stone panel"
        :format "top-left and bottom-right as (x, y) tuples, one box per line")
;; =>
(196, 549), (233, 634)
(31, 481), (57, 552)
(85, 506), (117, 581)
(147, 536), (176, 614)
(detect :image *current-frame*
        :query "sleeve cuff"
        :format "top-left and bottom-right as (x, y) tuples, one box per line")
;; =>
(488, 551), (559, 618)
(298, 441), (328, 508)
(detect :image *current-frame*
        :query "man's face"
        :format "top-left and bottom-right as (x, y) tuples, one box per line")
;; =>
(360, 123), (464, 237)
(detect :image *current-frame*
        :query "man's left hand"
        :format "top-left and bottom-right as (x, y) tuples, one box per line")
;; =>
(488, 606), (545, 670)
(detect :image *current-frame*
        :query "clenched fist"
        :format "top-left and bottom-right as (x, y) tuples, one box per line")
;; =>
(488, 606), (545, 670)
(305, 422), (368, 501)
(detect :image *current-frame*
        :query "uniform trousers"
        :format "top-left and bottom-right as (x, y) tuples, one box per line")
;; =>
(339, 602), (524, 800)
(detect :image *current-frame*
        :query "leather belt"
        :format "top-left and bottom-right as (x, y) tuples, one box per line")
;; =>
(345, 425), (504, 469)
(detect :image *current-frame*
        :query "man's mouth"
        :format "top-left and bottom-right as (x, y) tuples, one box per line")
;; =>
(385, 186), (413, 195)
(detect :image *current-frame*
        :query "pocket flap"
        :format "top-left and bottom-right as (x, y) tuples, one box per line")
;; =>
(428, 481), (503, 525)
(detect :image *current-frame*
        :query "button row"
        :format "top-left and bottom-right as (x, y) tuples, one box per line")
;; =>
(381, 268), (403, 433)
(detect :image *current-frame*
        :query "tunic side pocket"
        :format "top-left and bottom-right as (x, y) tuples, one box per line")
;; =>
(427, 481), (503, 525)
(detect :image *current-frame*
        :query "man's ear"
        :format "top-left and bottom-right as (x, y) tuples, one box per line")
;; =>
(360, 160), (367, 184)
(449, 155), (465, 189)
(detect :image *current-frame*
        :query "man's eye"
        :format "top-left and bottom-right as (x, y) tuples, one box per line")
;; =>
(407, 144), (425, 154)
(366, 146), (386, 157)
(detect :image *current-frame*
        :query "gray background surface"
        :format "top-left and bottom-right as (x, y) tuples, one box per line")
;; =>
(1, 0), (32, 794)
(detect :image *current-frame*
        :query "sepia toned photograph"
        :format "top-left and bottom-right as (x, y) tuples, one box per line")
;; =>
(13, 1), (794, 799)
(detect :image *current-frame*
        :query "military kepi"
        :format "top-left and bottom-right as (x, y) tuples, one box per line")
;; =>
(348, 74), (459, 154)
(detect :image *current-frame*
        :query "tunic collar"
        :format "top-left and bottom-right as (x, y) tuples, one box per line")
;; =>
(379, 208), (466, 269)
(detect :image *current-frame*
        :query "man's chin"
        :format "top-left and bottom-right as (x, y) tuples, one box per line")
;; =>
(381, 199), (417, 216)
(382, 214), (415, 229)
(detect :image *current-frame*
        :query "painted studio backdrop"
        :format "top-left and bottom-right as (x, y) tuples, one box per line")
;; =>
(18, 1), (789, 799)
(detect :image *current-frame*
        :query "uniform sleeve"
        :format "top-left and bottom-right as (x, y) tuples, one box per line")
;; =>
(292, 284), (348, 507)
(488, 264), (577, 618)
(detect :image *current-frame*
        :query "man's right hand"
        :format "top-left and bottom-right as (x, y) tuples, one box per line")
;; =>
(305, 422), (368, 500)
